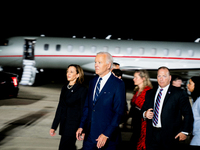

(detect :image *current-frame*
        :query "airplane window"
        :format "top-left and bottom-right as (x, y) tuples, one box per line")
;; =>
(44, 44), (49, 50)
(115, 47), (120, 54)
(103, 46), (108, 52)
(79, 46), (84, 52)
(67, 45), (73, 52)
(163, 49), (169, 56)
(151, 48), (156, 55)
(127, 48), (132, 54)
(56, 44), (61, 51)
(176, 50), (181, 56)
(188, 50), (194, 57)
(91, 46), (96, 53)
(139, 48), (144, 55)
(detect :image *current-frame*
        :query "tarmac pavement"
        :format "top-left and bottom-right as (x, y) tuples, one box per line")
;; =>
(0, 83), (133, 150)
(0, 83), (191, 150)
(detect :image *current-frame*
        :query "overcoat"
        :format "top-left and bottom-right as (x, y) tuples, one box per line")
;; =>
(51, 83), (88, 136)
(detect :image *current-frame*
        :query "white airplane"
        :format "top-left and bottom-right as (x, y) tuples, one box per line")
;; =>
(0, 36), (200, 85)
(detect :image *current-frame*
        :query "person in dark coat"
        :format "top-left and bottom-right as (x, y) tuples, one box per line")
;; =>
(50, 64), (88, 150)
(142, 66), (193, 150)
(76, 52), (126, 150)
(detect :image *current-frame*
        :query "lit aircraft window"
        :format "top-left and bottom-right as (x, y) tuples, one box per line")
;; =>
(103, 46), (108, 52)
(139, 48), (144, 55)
(44, 44), (49, 50)
(163, 49), (169, 56)
(176, 50), (181, 56)
(91, 46), (96, 53)
(67, 45), (73, 52)
(151, 48), (156, 55)
(56, 44), (61, 51)
(115, 47), (120, 54)
(188, 50), (194, 57)
(127, 47), (132, 54)
(79, 46), (84, 52)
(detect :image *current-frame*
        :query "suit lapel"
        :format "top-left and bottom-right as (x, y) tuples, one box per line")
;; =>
(162, 85), (172, 108)
(92, 76), (98, 93)
(89, 76), (98, 106)
(151, 89), (157, 108)
(94, 74), (114, 105)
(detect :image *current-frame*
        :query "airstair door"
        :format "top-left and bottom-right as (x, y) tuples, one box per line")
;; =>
(20, 39), (37, 85)
(24, 39), (35, 60)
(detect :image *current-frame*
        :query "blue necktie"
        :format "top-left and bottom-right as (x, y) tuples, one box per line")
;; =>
(153, 88), (163, 126)
(93, 78), (102, 103)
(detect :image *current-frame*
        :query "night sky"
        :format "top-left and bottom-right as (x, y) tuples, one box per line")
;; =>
(1, 2), (199, 42)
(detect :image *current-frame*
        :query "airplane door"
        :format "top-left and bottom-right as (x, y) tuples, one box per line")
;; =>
(20, 39), (37, 85)
(24, 39), (36, 60)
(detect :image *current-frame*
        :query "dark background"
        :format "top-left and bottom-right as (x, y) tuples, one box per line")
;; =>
(1, 2), (199, 42)
(1, 2), (199, 87)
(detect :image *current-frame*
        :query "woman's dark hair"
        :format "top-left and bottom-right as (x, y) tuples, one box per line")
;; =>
(190, 76), (200, 102)
(67, 64), (84, 84)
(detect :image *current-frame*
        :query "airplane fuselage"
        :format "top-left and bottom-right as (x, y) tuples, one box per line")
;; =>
(0, 36), (200, 85)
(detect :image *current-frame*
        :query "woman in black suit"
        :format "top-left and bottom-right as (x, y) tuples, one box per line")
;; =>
(50, 64), (88, 150)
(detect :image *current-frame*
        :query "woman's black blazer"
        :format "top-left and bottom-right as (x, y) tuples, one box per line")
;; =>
(51, 83), (88, 136)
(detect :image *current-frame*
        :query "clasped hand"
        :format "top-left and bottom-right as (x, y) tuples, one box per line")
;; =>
(145, 109), (187, 141)
(145, 108), (154, 119)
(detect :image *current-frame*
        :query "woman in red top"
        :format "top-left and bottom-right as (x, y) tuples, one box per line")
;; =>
(130, 70), (152, 150)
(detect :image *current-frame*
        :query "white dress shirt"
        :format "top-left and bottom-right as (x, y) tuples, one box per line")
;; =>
(93, 72), (111, 100)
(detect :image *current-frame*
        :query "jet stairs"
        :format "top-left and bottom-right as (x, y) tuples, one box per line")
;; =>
(19, 60), (37, 85)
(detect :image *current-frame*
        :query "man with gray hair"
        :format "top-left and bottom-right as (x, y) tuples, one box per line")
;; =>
(76, 52), (126, 150)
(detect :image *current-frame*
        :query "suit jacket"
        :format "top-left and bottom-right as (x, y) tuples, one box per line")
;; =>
(51, 83), (88, 136)
(141, 85), (194, 147)
(79, 74), (126, 143)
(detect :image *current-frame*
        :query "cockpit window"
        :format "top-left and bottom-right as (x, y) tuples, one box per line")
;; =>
(0, 39), (9, 46)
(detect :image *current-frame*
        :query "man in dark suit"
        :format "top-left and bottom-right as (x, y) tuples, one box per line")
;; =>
(142, 66), (193, 150)
(76, 52), (126, 150)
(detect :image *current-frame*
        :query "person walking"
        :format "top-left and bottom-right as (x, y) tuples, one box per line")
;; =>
(129, 70), (152, 150)
(141, 66), (193, 150)
(76, 52), (126, 150)
(50, 64), (87, 150)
